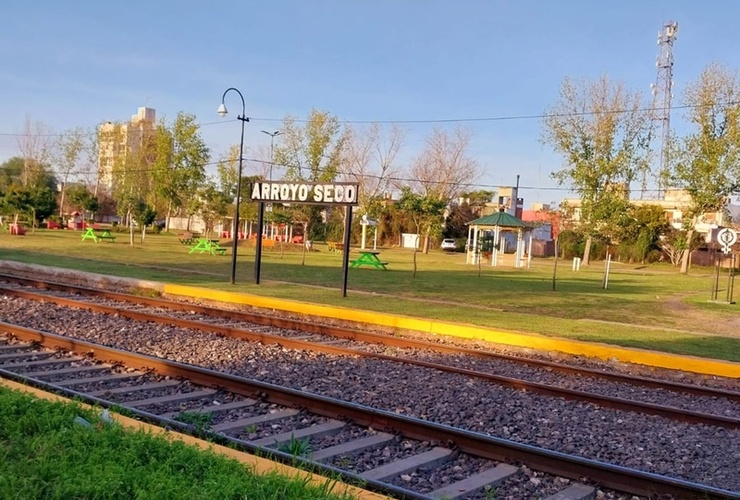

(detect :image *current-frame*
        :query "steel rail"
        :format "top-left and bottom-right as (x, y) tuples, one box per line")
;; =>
(1, 322), (737, 499)
(0, 365), (424, 500)
(1, 284), (738, 431)
(1, 274), (737, 403)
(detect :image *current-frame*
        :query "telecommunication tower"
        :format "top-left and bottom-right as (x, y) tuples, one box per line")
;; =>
(650, 21), (678, 199)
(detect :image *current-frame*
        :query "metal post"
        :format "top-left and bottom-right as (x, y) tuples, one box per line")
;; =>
(713, 252), (721, 301)
(219, 88), (249, 285)
(261, 130), (281, 181)
(341, 205), (353, 297)
(254, 202), (265, 285)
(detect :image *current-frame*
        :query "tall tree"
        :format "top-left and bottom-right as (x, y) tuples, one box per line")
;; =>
(53, 127), (86, 217)
(343, 124), (404, 218)
(670, 63), (740, 273)
(151, 112), (209, 230)
(542, 75), (652, 265)
(397, 186), (446, 275)
(409, 128), (480, 203)
(274, 110), (347, 263)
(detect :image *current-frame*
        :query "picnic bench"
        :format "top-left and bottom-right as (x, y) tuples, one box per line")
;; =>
(189, 238), (227, 255)
(350, 250), (388, 270)
(81, 227), (116, 243)
(327, 241), (345, 253)
(178, 232), (198, 245)
(261, 239), (276, 250)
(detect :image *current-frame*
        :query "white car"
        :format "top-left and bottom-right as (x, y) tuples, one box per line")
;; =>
(440, 238), (457, 251)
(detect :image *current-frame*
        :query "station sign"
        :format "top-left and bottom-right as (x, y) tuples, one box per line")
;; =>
(250, 181), (359, 205)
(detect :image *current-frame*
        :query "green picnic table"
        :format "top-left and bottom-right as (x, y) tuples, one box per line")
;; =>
(81, 227), (116, 243)
(189, 238), (227, 255)
(350, 250), (388, 270)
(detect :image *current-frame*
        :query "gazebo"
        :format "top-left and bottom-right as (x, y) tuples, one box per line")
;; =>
(466, 211), (528, 267)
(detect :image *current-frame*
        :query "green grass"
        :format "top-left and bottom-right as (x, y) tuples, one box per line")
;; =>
(0, 386), (355, 500)
(1, 229), (739, 362)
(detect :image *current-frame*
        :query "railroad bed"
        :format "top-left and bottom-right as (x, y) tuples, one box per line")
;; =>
(0, 275), (739, 498)
(2, 331), (733, 500)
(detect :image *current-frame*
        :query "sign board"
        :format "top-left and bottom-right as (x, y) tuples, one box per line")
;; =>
(250, 181), (359, 205)
(717, 227), (738, 254)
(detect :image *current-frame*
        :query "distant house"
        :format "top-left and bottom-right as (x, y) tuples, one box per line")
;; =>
(560, 189), (729, 239)
(520, 203), (560, 257)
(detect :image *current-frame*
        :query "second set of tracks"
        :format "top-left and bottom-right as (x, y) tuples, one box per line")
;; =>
(1, 273), (739, 499)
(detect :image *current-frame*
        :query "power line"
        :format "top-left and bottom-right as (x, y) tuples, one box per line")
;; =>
(0, 101), (737, 137)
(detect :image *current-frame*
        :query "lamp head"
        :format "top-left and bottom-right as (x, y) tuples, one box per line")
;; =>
(217, 103), (228, 117)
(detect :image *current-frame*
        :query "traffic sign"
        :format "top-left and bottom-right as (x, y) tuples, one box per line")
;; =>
(717, 227), (738, 254)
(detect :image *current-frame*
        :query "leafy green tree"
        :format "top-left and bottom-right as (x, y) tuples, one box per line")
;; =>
(274, 109), (347, 265)
(0, 157), (56, 193)
(615, 204), (669, 263)
(443, 201), (476, 239)
(192, 183), (230, 239)
(397, 186), (446, 276)
(66, 184), (99, 221)
(132, 200), (157, 243)
(0, 185), (55, 229)
(0, 157), (24, 192)
(151, 113), (210, 228)
(542, 75), (652, 265)
(669, 63), (740, 272)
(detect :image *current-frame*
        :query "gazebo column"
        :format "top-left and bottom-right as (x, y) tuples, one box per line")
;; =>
(492, 226), (499, 266)
(515, 228), (523, 268)
(466, 225), (473, 264)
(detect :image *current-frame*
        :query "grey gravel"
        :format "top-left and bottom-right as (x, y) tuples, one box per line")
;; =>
(1, 293), (738, 494)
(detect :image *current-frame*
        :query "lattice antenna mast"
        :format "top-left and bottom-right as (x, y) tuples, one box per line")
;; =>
(650, 20), (678, 199)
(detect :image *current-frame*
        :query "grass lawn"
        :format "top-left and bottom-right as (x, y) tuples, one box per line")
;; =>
(1, 228), (739, 362)
(0, 385), (356, 500)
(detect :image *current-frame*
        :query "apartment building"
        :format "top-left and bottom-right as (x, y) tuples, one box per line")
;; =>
(98, 107), (156, 190)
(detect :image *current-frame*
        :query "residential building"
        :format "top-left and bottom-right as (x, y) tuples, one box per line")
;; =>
(98, 107), (156, 191)
(560, 188), (728, 238)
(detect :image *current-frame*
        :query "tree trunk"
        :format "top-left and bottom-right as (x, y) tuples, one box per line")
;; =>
(423, 229), (430, 254)
(301, 222), (308, 266)
(128, 211), (134, 247)
(680, 230), (694, 274)
(552, 237), (559, 291)
(582, 235), (592, 266)
(58, 183), (66, 217)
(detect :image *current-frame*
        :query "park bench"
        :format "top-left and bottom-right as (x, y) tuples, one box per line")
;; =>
(261, 239), (276, 251)
(178, 232), (195, 245)
(189, 238), (226, 255)
(327, 241), (338, 252)
(350, 250), (388, 270)
(334, 242), (345, 253)
(97, 230), (116, 242)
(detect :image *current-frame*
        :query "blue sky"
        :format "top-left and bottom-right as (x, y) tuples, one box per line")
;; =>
(1, 1), (739, 206)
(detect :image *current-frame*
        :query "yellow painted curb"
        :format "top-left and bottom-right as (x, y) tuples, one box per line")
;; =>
(0, 379), (389, 500)
(163, 283), (740, 379)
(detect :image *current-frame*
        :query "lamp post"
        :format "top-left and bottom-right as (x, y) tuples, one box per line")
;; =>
(260, 130), (281, 180)
(218, 87), (249, 285)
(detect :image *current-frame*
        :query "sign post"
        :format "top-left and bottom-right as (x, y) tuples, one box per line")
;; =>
(711, 228), (737, 304)
(250, 181), (360, 296)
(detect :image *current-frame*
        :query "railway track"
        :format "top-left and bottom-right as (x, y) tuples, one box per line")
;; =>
(0, 275), (738, 433)
(2, 327), (738, 500)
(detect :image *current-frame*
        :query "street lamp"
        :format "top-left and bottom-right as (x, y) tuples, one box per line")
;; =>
(260, 130), (281, 180)
(218, 87), (249, 285)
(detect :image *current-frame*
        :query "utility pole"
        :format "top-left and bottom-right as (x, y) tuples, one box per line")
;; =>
(650, 21), (678, 200)
(261, 130), (282, 180)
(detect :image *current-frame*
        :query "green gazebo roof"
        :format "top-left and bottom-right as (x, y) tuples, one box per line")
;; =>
(468, 211), (526, 227)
